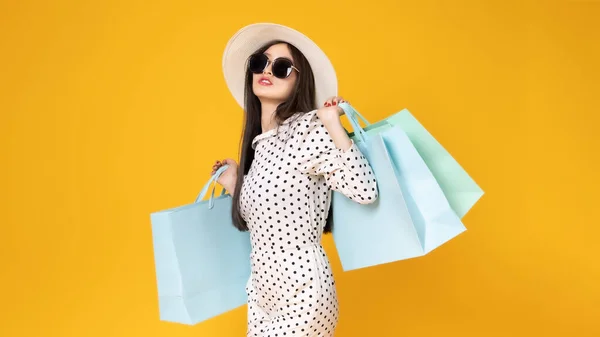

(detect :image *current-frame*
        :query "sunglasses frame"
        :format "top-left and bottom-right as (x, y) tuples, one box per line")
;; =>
(247, 53), (300, 79)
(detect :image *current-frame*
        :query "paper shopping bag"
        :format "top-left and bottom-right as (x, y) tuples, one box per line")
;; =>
(150, 165), (251, 325)
(331, 132), (424, 271)
(343, 105), (484, 218)
(331, 103), (468, 271)
(385, 110), (484, 218)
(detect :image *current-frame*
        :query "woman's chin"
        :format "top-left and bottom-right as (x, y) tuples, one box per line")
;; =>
(254, 90), (286, 103)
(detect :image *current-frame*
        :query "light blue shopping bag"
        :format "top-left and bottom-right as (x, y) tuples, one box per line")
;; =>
(347, 105), (484, 218)
(150, 165), (251, 325)
(331, 103), (468, 271)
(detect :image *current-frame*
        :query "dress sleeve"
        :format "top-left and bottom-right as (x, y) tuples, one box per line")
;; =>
(293, 111), (378, 204)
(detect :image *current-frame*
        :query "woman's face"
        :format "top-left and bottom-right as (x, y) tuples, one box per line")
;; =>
(252, 43), (298, 104)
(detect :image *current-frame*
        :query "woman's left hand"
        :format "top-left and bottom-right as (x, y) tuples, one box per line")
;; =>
(317, 96), (348, 124)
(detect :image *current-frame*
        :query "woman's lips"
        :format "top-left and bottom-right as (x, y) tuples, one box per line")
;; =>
(258, 77), (272, 86)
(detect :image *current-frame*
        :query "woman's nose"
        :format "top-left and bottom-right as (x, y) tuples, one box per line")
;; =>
(263, 61), (273, 75)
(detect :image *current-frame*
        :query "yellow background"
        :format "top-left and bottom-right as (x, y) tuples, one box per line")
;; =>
(1, 0), (599, 336)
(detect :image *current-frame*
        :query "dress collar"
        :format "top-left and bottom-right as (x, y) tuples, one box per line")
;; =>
(251, 128), (277, 149)
(250, 112), (300, 149)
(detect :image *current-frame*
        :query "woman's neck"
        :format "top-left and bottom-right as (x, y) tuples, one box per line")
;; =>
(260, 101), (280, 133)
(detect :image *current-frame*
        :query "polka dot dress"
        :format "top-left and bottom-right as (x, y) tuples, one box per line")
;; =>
(239, 110), (378, 336)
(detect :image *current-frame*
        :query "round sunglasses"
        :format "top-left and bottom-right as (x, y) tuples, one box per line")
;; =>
(248, 53), (300, 79)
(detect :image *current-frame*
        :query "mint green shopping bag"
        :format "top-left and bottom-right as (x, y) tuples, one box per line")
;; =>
(345, 104), (483, 218)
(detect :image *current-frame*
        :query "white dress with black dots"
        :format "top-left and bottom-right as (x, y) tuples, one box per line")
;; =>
(239, 110), (378, 337)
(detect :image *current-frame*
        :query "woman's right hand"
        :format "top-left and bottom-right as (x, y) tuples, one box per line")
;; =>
(210, 158), (239, 193)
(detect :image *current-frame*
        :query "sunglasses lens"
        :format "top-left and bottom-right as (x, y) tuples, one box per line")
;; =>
(248, 54), (268, 74)
(272, 59), (293, 79)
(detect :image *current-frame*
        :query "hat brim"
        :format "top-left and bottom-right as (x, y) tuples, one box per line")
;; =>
(222, 23), (337, 110)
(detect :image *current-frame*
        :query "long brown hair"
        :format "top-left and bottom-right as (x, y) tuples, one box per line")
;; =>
(230, 40), (334, 234)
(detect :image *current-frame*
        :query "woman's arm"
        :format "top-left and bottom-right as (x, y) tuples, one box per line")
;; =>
(295, 107), (378, 204)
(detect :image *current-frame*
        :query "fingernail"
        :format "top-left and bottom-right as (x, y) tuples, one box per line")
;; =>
(333, 101), (337, 105)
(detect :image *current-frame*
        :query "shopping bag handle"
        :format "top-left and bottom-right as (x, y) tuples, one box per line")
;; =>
(195, 164), (229, 209)
(344, 104), (371, 126)
(338, 102), (369, 143)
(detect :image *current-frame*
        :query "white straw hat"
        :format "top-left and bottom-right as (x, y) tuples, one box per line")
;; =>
(222, 23), (338, 109)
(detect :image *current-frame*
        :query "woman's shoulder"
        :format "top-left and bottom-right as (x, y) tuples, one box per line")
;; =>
(284, 109), (334, 146)
(284, 109), (321, 128)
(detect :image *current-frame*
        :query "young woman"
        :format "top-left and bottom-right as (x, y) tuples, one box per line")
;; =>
(213, 23), (378, 336)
